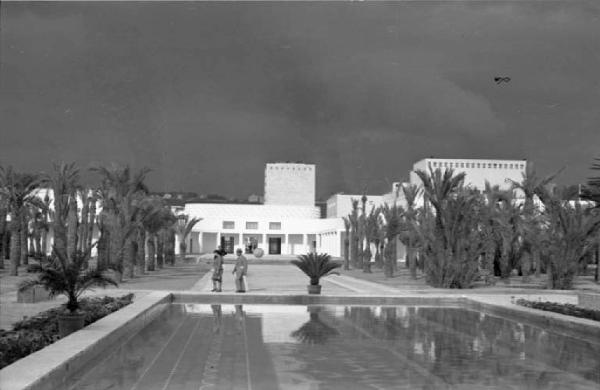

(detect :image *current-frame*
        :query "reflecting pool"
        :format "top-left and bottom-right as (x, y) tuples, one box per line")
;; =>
(66, 304), (600, 390)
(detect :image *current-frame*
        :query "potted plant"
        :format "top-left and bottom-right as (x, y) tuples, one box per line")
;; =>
(18, 246), (118, 337)
(291, 253), (341, 294)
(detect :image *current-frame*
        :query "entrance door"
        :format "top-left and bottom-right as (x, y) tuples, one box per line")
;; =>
(268, 237), (281, 255)
(221, 236), (235, 254)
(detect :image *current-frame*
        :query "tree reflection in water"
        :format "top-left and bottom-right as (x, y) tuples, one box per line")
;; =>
(291, 306), (339, 345)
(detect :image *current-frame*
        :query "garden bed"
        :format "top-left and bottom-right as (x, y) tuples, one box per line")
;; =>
(516, 299), (600, 322)
(0, 294), (134, 369)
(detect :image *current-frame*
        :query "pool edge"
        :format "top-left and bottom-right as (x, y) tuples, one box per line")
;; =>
(0, 291), (172, 390)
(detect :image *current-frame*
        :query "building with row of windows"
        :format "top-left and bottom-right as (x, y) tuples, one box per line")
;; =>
(184, 158), (530, 258)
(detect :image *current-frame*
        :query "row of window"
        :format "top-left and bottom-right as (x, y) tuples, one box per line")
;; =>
(268, 166), (313, 171)
(222, 221), (281, 230)
(430, 161), (525, 170)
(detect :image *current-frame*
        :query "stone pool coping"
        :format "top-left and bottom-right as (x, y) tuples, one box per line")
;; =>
(2, 291), (599, 390)
(0, 291), (171, 390)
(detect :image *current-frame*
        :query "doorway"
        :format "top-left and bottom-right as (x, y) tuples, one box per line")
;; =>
(268, 237), (281, 255)
(221, 236), (235, 254)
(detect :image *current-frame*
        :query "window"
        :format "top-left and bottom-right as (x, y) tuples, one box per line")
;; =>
(246, 222), (258, 230)
(460, 163), (464, 168)
(223, 221), (235, 229)
(488, 163), (492, 168)
(444, 162), (448, 167)
(493, 163), (497, 169)
(477, 163), (480, 168)
(269, 222), (281, 230)
(433, 162), (437, 167)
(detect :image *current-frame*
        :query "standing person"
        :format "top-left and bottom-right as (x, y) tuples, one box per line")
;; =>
(213, 245), (227, 257)
(232, 248), (248, 293)
(211, 253), (224, 292)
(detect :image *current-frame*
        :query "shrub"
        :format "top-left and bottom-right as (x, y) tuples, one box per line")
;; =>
(0, 294), (134, 369)
(516, 299), (600, 322)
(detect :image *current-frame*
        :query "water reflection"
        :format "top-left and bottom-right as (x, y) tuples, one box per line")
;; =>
(290, 306), (340, 345)
(67, 304), (600, 390)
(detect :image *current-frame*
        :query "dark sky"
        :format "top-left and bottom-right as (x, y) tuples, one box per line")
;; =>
(1, 1), (599, 200)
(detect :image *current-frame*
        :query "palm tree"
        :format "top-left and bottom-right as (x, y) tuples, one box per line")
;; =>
(399, 184), (422, 279)
(415, 167), (466, 247)
(342, 216), (351, 270)
(91, 165), (150, 281)
(0, 166), (45, 275)
(379, 204), (401, 277)
(141, 198), (176, 271)
(508, 163), (562, 277)
(348, 199), (360, 268)
(535, 186), (600, 289)
(412, 168), (485, 288)
(0, 196), (7, 269)
(19, 245), (117, 313)
(46, 163), (79, 260)
(174, 214), (201, 262)
(580, 156), (600, 281)
(362, 207), (379, 273)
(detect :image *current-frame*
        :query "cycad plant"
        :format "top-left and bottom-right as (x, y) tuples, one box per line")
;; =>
(291, 253), (341, 293)
(18, 246), (117, 313)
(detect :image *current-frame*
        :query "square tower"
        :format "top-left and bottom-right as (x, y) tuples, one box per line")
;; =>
(264, 163), (316, 206)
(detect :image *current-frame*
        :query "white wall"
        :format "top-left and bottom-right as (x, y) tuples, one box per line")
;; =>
(326, 194), (385, 218)
(410, 158), (527, 194)
(264, 163), (315, 206)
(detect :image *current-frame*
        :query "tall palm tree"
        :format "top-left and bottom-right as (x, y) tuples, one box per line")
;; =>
(0, 196), (7, 268)
(400, 184), (422, 279)
(91, 165), (150, 281)
(342, 216), (351, 270)
(174, 214), (201, 262)
(348, 199), (360, 268)
(415, 168), (466, 248)
(140, 198), (176, 272)
(362, 207), (379, 273)
(508, 163), (562, 277)
(535, 185), (600, 289)
(46, 162), (79, 260)
(580, 156), (600, 281)
(0, 166), (45, 275)
(379, 204), (401, 277)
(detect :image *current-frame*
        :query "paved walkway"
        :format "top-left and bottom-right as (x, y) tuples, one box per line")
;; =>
(1, 256), (596, 331)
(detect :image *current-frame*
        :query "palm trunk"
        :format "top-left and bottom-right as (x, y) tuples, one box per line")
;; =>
(156, 231), (165, 269)
(137, 230), (146, 274)
(97, 226), (108, 270)
(124, 238), (135, 279)
(20, 214), (28, 266)
(109, 216), (123, 282)
(66, 198), (78, 260)
(409, 237), (417, 279)
(166, 230), (175, 266)
(0, 206), (6, 268)
(79, 197), (89, 252)
(179, 242), (186, 263)
(147, 236), (156, 272)
(9, 217), (21, 275)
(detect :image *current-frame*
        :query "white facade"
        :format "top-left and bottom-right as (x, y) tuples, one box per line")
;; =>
(326, 194), (385, 218)
(185, 202), (344, 257)
(264, 163), (315, 206)
(409, 158), (527, 193)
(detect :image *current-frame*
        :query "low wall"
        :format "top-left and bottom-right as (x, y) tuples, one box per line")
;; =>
(578, 293), (600, 310)
(0, 291), (171, 390)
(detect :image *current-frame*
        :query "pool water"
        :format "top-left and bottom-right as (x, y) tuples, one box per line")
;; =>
(67, 304), (600, 390)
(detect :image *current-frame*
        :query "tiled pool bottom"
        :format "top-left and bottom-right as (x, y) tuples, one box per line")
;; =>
(66, 304), (600, 390)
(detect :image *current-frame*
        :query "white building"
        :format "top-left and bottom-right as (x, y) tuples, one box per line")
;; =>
(409, 158), (527, 193)
(186, 162), (344, 257)
(264, 163), (315, 206)
(325, 194), (385, 218)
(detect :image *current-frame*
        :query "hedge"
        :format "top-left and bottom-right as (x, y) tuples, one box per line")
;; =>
(516, 299), (600, 322)
(0, 294), (134, 369)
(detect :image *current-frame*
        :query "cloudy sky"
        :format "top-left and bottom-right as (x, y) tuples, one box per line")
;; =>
(1, 1), (599, 199)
